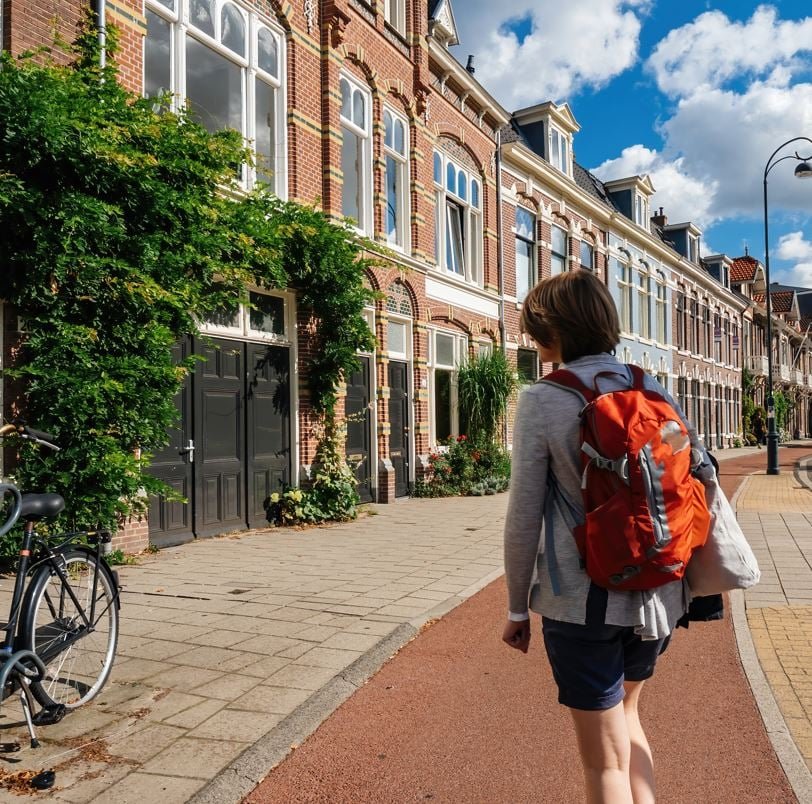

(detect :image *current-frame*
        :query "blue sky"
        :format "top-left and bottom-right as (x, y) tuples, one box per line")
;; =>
(451, 1), (812, 286)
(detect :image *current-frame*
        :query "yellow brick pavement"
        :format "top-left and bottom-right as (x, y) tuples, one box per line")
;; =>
(739, 470), (812, 773)
(737, 471), (812, 513)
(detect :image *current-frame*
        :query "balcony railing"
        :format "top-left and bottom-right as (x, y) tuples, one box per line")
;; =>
(807, 374), (812, 389)
(793, 369), (804, 386)
(772, 365), (791, 384)
(745, 355), (768, 375)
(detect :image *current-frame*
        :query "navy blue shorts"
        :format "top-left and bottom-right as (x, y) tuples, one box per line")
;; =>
(541, 587), (671, 711)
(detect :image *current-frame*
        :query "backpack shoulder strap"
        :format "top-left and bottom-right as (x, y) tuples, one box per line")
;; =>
(538, 368), (594, 406)
(626, 364), (647, 390)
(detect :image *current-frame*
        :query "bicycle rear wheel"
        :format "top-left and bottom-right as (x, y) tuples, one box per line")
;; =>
(21, 549), (119, 709)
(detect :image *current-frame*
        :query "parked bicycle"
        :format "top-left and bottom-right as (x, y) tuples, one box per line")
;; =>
(0, 421), (120, 753)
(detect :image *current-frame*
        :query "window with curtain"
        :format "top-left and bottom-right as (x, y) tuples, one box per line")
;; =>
(429, 329), (467, 443)
(433, 151), (483, 285)
(655, 274), (667, 344)
(340, 75), (371, 232)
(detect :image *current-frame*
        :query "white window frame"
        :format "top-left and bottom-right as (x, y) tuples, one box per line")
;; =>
(144, 0), (287, 197)
(551, 225), (568, 275)
(200, 287), (295, 344)
(433, 151), (483, 286)
(383, 106), (410, 252)
(615, 251), (633, 334)
(549, 126), (570, 175)
(580, 239), (594, 271)
(515, 206), (536, 301)
(339, 73), (373, 234)
(688, 234), (699, 263)
(384, 0), (406, 34)
(637, 263), (651, 340)
(428, 329), (468, 445)
(634, 194), (648, 227)
(655, 272), (667, 344)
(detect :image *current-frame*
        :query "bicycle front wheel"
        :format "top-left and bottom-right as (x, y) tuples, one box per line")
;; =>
(22, 549), (119, 709)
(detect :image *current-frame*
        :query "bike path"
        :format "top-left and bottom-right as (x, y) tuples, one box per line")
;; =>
(244, 447), (810, 804)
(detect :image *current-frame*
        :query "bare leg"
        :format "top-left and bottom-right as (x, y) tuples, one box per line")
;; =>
(570, 701), (633, 804)
(623, 680), (656, 804)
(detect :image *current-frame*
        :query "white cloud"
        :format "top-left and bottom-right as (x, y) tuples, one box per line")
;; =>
(592, 144), (719, 227)
(452, 1), (648, 109)
(777, 231), (812, 261)
(775, 232), (812, 285)
(647, 6), (812, 97)
(598, 8), (812, 228)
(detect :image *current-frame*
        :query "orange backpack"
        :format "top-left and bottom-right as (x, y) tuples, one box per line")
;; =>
(542, 365), (711, 592)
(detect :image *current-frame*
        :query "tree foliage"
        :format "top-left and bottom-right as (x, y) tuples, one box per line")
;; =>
(0, 26), (374, 530)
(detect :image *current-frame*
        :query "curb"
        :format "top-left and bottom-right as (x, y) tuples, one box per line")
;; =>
(794, 456), (812, 492)
(730, 472), (812, 803)
(187, 567), (506, 804)
(730, 590), (812, 803)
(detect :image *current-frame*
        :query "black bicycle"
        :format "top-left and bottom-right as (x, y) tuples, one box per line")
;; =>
(0, 421), (120, 750)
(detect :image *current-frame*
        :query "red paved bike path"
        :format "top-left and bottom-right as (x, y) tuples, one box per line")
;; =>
(245, 450), (807, 803)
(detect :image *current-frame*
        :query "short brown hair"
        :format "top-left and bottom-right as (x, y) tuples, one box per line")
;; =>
(520, 270), (620, 362)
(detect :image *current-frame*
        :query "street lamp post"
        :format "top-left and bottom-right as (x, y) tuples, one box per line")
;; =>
(763, 137), (812, 475)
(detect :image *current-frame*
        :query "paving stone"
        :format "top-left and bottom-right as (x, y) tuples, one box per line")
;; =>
(90, 772), (205, 803)
(163, 698), (229, 729)
(189, 673), (262, 701)
(106, 722), (187, 763)
(189, 708), (279, 742)
(141, 736), (248, 777)
(264, 663), (339, 690)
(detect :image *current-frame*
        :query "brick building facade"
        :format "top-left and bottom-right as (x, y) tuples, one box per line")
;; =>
(2, 0), (809, 551)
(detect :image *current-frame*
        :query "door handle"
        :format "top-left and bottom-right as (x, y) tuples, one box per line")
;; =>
(179, 439), (195, 462)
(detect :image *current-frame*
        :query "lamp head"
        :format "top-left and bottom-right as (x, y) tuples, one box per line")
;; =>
(795, 160), (812, 179)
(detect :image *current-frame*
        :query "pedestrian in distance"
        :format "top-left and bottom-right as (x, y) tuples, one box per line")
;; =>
(751, 410), (766, 448)
(502, 269), (715, 804)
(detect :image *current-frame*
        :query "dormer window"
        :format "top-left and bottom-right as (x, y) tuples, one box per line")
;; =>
(634, 194), (648, 227)
(688, 234), (699, 263)
(549, 127), (569, 175)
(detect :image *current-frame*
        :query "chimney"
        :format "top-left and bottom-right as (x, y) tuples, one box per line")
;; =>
(466, 55), (475, 74)
(652, 206), (668, 228)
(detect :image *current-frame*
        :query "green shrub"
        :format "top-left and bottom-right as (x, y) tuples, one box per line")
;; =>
(457, 351), (517, 443)
(414, 435), (511, 498)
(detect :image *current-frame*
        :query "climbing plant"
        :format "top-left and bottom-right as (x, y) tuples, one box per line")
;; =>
(0, 22), (374, 532)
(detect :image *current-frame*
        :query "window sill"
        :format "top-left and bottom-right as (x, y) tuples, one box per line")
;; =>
(383, 21), (409, 47)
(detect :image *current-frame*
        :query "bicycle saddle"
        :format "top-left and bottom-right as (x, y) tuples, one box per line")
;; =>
(19, 494), (65, 521)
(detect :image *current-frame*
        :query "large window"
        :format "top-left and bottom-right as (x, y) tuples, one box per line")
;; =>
(515, 207), (536, 301)
(655, 274), (667, 344)
(429, 330), (467, 443)
(145, 0), (285, 194)
(341, 75), (372, 232)
(434, 152), (483, 285)
(202, 288), (292, 343)
(551, 225), (568, 275)
(614, 253), (633, 333)
(675, 289), (686, 349)
(637, 266), (651, 339)
(385, 0), (406, 33)
(549, 127), (569, 174)
(384, 108), (409, 250)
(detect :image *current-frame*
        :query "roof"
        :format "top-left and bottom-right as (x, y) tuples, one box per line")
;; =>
(753, 289), (795, 314)
(730, 255), (760, 282)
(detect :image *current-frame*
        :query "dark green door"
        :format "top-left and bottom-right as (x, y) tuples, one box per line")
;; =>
(346, 356), (373, 502)
(388, 360), (410, 497)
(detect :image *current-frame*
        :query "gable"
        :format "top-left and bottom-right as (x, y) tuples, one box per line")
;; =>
(429, 0), (459, 47)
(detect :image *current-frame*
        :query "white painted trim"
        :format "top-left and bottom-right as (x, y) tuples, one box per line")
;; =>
(426, 276), (499, 319)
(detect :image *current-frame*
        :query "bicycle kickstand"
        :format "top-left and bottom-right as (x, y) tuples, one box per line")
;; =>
(19, 682), (39, 749)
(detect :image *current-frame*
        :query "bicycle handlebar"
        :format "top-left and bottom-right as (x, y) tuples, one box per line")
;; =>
(0, 484), (23, 539)
(0, 421), (59, 451)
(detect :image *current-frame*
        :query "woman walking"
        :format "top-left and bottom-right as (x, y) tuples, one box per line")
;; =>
(502, 270), (713, 803)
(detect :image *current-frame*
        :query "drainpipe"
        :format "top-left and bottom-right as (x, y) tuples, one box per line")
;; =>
(495, 127), (509, 447)
(96, 0), (106, 70)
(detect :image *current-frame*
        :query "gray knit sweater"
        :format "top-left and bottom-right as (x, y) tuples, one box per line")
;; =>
(503, 353), (713, 640)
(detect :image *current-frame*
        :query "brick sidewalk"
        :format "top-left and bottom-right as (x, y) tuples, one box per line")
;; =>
(736, 467), (812, 778)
